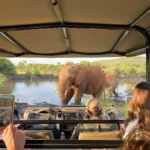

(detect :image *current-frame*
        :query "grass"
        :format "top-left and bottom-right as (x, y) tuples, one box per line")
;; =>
(100, 98), (128, 119)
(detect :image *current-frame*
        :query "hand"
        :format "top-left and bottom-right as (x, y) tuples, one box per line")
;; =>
(3, 123), (25, 150)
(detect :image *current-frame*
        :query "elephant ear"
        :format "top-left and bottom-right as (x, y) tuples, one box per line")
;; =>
(74, 68), (87, 86)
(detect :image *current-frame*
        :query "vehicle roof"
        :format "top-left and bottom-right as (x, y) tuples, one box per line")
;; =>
(0, 0), (149, 58)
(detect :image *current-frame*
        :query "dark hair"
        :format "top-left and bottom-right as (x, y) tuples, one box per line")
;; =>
(122, 125), (150, 150)
(135, 82), (150, 91)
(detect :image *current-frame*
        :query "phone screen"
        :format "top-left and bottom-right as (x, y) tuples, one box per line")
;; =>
(0, 95), (14, 130)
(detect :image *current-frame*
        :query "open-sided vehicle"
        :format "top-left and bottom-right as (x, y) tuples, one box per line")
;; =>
(0, 0), (149, 149)
(22, 105), (123, 139)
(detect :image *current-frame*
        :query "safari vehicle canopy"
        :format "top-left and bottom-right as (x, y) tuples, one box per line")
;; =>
(0, 0), (149, 149)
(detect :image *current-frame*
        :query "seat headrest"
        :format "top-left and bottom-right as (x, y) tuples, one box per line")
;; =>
(79, 131), (122, 140)
(22, 130), (54, 139)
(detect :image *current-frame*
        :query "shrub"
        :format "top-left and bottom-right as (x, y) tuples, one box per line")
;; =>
(34, 70), (41, 77)
(0, 73), (7, 83)
(24, 72), (31, 79)
(0, 58), (16, 76)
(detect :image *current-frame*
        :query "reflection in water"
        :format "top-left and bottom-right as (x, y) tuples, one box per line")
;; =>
(0, 78), (145, 105)
(0, 81), (16, 94)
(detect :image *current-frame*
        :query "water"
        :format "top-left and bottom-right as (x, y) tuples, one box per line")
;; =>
(0, 78), (144, 105)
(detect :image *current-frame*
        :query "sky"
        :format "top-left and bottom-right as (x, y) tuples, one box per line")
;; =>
(8, 54), (145, 65)
(8, 57), (119, 65)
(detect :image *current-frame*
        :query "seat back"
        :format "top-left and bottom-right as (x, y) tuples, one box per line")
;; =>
(79, 131), (122, 140)
(22, 130), (54, 139)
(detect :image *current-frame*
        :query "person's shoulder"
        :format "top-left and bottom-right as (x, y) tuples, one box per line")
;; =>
(123, 118), (139, 139)
(127, 118), (139, 128)
(100, 113), (110, 120)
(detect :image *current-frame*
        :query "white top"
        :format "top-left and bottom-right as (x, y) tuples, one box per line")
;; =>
(123, 118), (139, 139)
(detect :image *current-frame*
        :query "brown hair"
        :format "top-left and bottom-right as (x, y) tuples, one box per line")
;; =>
(126, 82), (150, 126)
(122, 125), (150, 150)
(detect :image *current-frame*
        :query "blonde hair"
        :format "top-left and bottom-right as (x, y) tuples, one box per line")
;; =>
(126, 82), (150, 126)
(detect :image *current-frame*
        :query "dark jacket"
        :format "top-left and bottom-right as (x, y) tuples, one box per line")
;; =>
(70, 114), (118, 139)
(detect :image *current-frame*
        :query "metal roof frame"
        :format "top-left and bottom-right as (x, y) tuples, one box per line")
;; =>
(0, 23), (149, 57)
(0, 140), (123, 149)
(0, 1), (149, 57)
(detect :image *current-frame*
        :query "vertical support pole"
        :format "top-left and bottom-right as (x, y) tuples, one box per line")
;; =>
(146, 45), (150, 82)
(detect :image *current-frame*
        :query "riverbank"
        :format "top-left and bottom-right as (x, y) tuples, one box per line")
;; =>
(10, 74), (58, 80)
(10, 74), (145, 81)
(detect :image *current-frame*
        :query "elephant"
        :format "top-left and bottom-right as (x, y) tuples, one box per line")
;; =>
(105, 74), (118, 97)
(57, 64), (107, 105)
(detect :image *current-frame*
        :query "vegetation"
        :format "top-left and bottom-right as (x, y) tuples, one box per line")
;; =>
(16, 57), (146, 79)
(0, 57), (144, 118)
(101, 99), (128, 119)
(0, 73), (7, 84)
(24, 72), (31, 79)
(0, 58), (16, 83)
(0, 58), (16, 76)
(16, 61), (62, 76)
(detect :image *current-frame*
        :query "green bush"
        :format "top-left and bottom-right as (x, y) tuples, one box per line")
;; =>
(0, 73), (7, 83)
(0, 58), (16, 76)
(24, 72), (31, 79)
(34, 70), (41, 77)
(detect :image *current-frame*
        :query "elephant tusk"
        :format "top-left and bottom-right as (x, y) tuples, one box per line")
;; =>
(64, 90), (67, 96)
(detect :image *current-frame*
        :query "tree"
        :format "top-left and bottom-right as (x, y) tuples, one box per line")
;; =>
(0, 58), (16, 76)
(17, 61), (26, 68)
(80, 61), (90, 66)
(65, 61), (74, 65)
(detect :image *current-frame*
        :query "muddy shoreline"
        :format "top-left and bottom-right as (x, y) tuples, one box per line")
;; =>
(11, 74), (145, 81)
(10, 74), (58, 80)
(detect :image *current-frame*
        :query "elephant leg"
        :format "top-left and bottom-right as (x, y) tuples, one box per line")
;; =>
(113, 90), (118, 97)
(104, 89), (106, 101)
(65, 87), (74, 104)
(73, 87), (82, 105)
(93, 86), (105, 99)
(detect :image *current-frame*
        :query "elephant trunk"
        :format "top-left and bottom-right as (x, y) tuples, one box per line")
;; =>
(57, 80), (70, 105)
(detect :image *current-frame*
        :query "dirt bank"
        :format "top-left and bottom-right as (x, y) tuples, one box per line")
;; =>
(10, 74), (58, 80)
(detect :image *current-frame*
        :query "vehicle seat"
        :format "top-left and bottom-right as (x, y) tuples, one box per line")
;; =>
(22, 130), (54, 139)
(78, 131), (122, 140)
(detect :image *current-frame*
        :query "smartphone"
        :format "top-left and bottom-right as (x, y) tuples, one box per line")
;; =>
(0, 95), (15, 130)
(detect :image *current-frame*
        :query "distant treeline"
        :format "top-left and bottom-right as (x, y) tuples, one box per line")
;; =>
(0, 57), (146, 83)
(16, 57), (146, 78)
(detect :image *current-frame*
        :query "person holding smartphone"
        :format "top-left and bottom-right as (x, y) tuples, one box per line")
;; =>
(2, 124), (25, 150)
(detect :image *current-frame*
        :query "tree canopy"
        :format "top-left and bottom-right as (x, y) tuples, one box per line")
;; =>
(0, 58), (16, 76)
(16, 57), (146, 78)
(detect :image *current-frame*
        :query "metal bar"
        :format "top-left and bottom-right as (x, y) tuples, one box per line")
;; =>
(0, 23), (142, 32)
(130, 8), (150, 27)
(0, 32), (29, 53)
(146, 30), (150, 81)
(14, 119), (124, 124)
(61, 105), (86, 107)
(112, 8), (150, 53)
(0, 23), (148, 46)
(51, 0), (63, 23)
(51, 0), (71, 53)
(71, 50), (125, 56)
(0, 140), (123, 148)
(0, 48), (17, 57)
(15, 49), (124, 56)
(146, 47), (150, 82)
(125, 47), (146, 56)
(147, 27), (150, 32)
